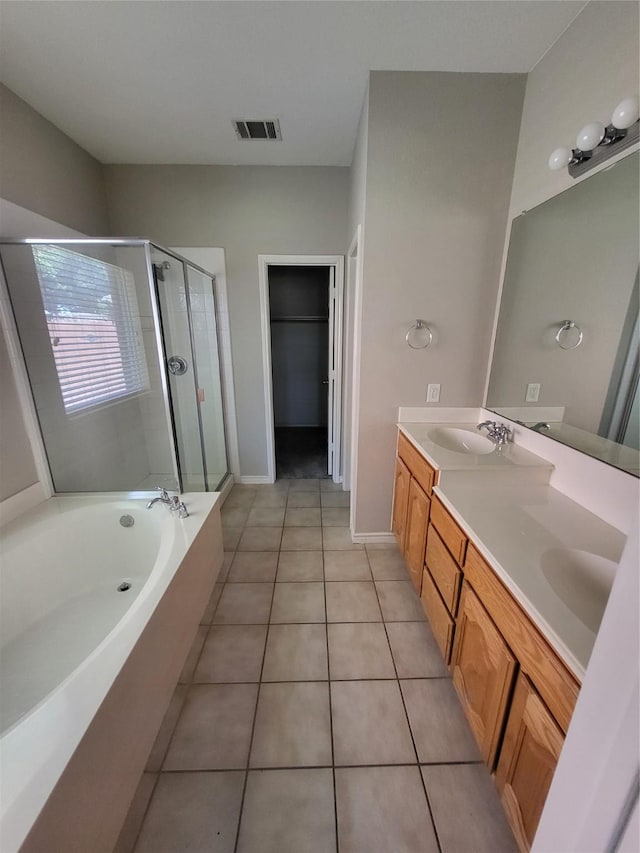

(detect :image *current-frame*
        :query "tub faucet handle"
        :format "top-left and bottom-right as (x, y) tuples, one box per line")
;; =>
(169, 495), (189, 518)
(156, 486), (170, 501)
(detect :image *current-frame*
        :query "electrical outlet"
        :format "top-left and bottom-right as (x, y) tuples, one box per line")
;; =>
(427, 383), (441, 403)
(526, 383), (541, 402)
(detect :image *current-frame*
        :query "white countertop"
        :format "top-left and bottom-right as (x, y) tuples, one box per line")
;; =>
(398, 422), (554, 474)
(398, 422), (627, 680)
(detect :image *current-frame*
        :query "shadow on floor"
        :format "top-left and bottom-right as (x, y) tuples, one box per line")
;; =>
(275, 427), (329, 479)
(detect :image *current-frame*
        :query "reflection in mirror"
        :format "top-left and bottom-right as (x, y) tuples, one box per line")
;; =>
(487, 152), (639, 476)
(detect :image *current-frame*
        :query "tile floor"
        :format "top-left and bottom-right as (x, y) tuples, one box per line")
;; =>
(116, 479), (517, 853)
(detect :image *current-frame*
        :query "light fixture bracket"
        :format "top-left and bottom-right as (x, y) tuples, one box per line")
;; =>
(569, 120), (639, 178)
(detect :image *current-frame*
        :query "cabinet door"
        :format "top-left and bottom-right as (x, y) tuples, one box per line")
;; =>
(391, 456), (411, 550)
(403, 478), (430, 593)
(451, 582), (517, 769)
(495, 673), (564, 852)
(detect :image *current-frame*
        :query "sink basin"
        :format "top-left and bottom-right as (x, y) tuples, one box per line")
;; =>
(541, 548), (617, 633)
(429, 427), (495, 455)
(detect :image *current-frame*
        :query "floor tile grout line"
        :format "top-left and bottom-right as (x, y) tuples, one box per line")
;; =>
(190, 674), (452, 686)
(155, 760), (484, 774)
(322, 541), (340, 853)
(232, 516), (278, 853)
(372, 572), (445, 853)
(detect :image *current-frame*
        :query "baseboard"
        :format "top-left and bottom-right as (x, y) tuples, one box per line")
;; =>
(351, 531), (396, 545)
(237, 475), (273, 485)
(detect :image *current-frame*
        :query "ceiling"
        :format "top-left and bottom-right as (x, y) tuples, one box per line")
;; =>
(0, 1), (586, 166)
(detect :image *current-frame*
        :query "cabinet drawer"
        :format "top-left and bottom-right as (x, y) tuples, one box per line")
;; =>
(397, 432), (436, 496)
(425, 524), (462, 615)
(430, 496), (468, 565)
(464, 544), (580, 733)
(419, 568), (454, 663)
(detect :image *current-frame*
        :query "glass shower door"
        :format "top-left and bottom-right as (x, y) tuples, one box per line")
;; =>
(186, 265), (229, 490)
(152, 248), (208, 491)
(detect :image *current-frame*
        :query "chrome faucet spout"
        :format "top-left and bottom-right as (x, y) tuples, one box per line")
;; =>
(477, 420), (512, 446)
(146, 487), (188, 517)
(532, 422), (551, 432)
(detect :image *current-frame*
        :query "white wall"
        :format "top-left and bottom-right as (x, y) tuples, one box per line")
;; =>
(353, 70), (525, 533)
(104, 165), (349, 477)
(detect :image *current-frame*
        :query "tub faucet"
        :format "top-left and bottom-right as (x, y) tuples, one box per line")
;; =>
(477, 420), (512, 446)
(531, 422), (551, 433)
(146, 487), (189, 518)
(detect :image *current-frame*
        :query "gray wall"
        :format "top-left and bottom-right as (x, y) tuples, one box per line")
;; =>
(104, 165), (349, 475)
(0, 85), (111, 500)
(508, 1), (639, 219)
(354, 71), (525, 533)
(0, 84), (109, 235)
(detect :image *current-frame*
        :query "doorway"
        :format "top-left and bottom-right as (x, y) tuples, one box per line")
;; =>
(259, 255), (344, 483)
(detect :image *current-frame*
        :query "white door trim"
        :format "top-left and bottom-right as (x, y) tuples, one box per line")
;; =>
(347, 226), (364, 535)
(258, 254), (345, 484)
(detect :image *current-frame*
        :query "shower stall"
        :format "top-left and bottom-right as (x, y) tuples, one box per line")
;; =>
(0, 239), (229, 494)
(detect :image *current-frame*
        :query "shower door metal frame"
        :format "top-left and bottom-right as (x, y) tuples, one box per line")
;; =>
(0, 238), (228, 496)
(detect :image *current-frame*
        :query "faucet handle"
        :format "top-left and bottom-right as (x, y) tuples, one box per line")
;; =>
(169, 495), (189, 518)
(156, 486), (170, 500)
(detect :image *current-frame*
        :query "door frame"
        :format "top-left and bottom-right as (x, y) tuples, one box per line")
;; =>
(258, 254), (345, 483)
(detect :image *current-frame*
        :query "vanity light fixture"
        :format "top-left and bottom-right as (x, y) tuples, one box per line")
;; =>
(548, 95), (639, 178)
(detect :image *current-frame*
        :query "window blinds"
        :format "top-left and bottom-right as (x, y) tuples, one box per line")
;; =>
(32, 245), (150, 414)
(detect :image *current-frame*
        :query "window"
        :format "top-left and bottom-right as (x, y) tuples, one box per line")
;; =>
(32, 245), (149, 414)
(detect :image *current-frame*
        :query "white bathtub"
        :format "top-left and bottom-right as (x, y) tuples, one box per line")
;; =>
(0, 492), (223, 853)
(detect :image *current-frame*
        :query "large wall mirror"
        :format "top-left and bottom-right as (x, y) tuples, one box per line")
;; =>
(486, 152), (639, 476)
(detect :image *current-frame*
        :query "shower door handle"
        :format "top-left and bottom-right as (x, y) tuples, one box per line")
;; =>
(167, 355), (188, 376)
(322, 379), (329, 385)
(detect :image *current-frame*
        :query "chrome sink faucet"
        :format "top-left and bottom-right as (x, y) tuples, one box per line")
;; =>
(146, 487), (189, 518)
(477, 420), (512, 447)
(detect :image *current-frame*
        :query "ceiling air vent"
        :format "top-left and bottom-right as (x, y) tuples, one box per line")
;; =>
(233, 118), (282, 141)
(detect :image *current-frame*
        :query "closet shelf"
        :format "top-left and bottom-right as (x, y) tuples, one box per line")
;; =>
(270, 315), (329, 323)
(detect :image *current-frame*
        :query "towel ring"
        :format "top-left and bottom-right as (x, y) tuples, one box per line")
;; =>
(555, 320), (583, 350)
(406, 320), (433, 350)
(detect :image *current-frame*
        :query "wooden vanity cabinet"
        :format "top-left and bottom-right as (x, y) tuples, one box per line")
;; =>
(392, 432), (437, 593)
(495, 673), (564, 852)
(450, 581), (517, 769)
(391, 430), (581, 849)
